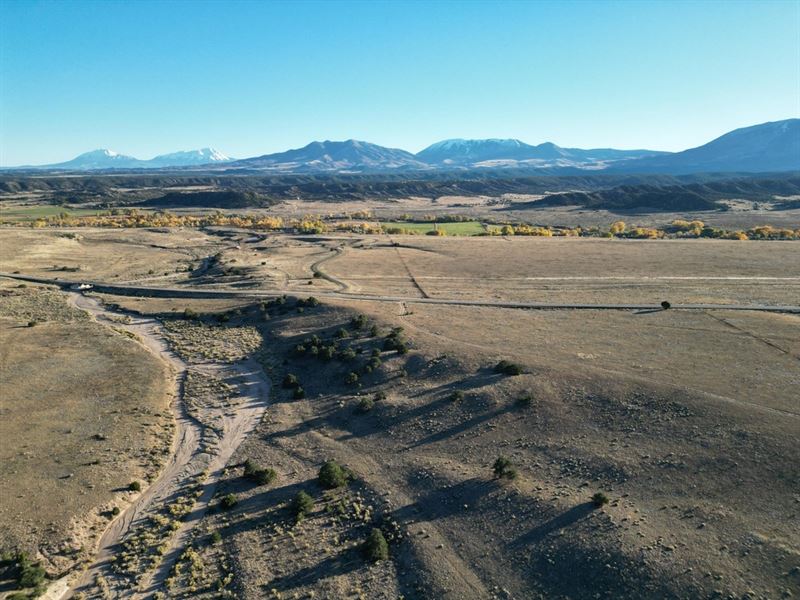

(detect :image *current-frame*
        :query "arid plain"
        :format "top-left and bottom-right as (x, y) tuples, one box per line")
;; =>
(0, 226), (798, 599)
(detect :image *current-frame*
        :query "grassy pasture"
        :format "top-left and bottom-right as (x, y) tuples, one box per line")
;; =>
(381, 220), (486, 235)
(0, 204), (104, 222)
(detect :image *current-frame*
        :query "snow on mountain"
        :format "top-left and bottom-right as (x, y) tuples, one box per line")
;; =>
(30, 147), (233, 170)
(7, 120), (797, 173)
(44, 149), (147, 170)
(416, 138), (664, 167)
(148, 148), (233, 167)
(416, 139), (537, 164)
(231, 140), (427, 172)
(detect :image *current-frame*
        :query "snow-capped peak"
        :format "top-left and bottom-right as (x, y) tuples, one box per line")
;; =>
(149, 147), (233, 165)
(81, 148), (122, 158)
(197, 147), (231, 161)
(424, 138), (526, 151)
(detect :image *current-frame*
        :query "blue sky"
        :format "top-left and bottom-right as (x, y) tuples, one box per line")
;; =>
(0, 0), (798, 165)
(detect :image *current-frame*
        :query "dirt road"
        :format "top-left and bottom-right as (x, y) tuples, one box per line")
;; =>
(2, 272), (799, 313)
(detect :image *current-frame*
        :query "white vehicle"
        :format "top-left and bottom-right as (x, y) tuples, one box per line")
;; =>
(70, 283), (93, 291)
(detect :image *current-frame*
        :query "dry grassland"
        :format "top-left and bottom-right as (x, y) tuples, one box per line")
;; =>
(0, 228), (798, 599)
(0, 284), (173, 574)
(0, 228), (222, 282)
(185, 297), (799, 599)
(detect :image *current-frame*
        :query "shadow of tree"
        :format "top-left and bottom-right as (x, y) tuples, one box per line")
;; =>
(405, 404), (512, 449)
(511, 502), (595, 547)
(406, 367), (503, 399)
(390, 477), (498, 524)
(264, 546), (362, 592)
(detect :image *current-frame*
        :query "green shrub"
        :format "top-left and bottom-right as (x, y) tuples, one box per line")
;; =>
(183, 308), (199, 320)
(111, 506), (121, 516)
(371, 348), (381, 357)
(129, 481), (142, 492)
(291, 491), (314, 522)
(253, 468), (277, 485)
(243, 459), (258, 477)
(592, 492), (609, 507)
(383, 336), (408, 353)
(282, 374), (299, 389)
(335, 328), (349, 339)
(362, 528), (389, 562)
(244, 460), (277, 486)
(26, 320), (37, 328)
(369, 325), (379, 337)
(345, 372), (359, 385)
(339, 348), (357, 361)
(17, 555), (46, 589)
(374, 391), (387, 401)
(297, 296), (320, 308)
(494, 360), (523, 376)
(220, 494), (238, 510)
(318, 460), (348, 489)
(293, 344), (307, 356)
(320, 346), (336, 360)
(449, 390), (464, 402)
(210, 531), (222, 545)
(516, 394), (533, 408)
(351, 314), (369, 330)
(357, 397), (375, 413)
(293, 386), (306, 400)
(492, 456), (517, 480)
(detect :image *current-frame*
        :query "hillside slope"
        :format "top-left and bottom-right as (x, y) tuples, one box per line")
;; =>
(617, 119), (800, 173)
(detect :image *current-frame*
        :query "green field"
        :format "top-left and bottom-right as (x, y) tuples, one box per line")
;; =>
(0, 204), (105, 222)
(381, 221), (486, 235)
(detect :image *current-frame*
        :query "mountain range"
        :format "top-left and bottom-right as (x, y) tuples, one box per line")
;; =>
(233, 140), (427, 172)
(415, 139), (668, 167)
(607, 119), (800, 173)
(28, 147), (234, 170)
(7, 119), (799, 174)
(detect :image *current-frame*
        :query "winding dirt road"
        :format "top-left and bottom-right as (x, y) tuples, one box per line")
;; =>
(2, 272), (799, 314)
(53, 293), (271, 599)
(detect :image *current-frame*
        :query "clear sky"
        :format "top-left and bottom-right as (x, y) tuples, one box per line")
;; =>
(1, 0), (798, 165)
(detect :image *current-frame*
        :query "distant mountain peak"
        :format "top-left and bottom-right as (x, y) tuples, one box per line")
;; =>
(232, 139), (427, 172)
(31, 146), (233, 170)
(80, 148), (125, 158)
(149, 147), (233, 166)
(417, 138), (567, 164)
(613, 118), (800, 174)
